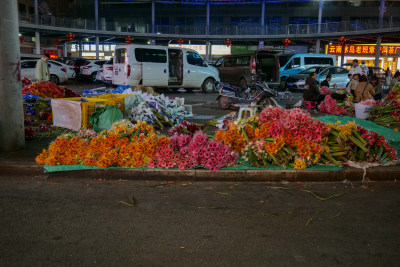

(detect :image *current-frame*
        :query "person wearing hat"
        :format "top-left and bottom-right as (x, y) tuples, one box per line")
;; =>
(349, 59), (362, 76)
(360, 60), (369, 77)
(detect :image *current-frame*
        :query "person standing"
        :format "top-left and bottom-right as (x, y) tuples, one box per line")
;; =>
(347, 73), (359, 96)
(304, 72), (325, 104)
(355, 75), (375, 102)
(349, 59), (362, 76)
(346, 74), (352, 87)
(370, 76), (383, 100)
(389, 72), (400, 91)
(385, 67), (393, 86)
(360, 60), (369, 77)
(35, 54), (50, 82)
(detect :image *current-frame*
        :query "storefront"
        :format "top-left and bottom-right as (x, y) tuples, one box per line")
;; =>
(68, 44), (116, 59)
(326, 44), (400, 72)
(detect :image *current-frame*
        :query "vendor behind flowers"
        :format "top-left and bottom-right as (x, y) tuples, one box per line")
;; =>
(355, 75), (374, 102)
(304, 72), (325, 105)
(320, 74), (332, 88)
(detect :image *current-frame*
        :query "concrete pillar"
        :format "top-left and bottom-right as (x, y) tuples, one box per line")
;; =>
(261, 0), (265, 35)
(379, 0), (385, 28)
(64, 42), (67, 57)
(317, 0), (323, 34)
(340, 45), (345, 66)
(95, 36), (100, 59)
(95, 0), (99, 31)
(206, 1), (210, 35)
(151, 0), (155, 34)
(315, 39), (321, 54)
(375, 36), (382, 68)
(0, 0), (25, 151)
(316, 0), (323, 54)
(34, 0), (38, 24)
(35, 31), (40, 55)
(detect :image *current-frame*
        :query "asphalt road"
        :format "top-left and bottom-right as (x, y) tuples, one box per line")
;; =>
(0, 177), (399, 266)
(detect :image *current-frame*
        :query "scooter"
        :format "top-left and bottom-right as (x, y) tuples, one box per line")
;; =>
(216, 74), (279, 110)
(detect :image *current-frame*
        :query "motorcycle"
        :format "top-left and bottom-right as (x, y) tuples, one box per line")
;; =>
(216, 74), (279, 110)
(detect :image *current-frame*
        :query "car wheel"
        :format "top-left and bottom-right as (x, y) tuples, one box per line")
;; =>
(49, 74), (59, 84)
(91, 73), (97, 83)
(239, 78), (247, 89)
(258, 97), (276, 109)
(202, 78), (216, 93)
(218, 96), (233, 110)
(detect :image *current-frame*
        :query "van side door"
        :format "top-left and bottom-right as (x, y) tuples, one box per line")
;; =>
(113, 48), (128, 85)
(139, 48), (169, 87)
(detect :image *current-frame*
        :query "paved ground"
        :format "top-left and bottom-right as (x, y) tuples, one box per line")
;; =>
(0, 177), (399, 266)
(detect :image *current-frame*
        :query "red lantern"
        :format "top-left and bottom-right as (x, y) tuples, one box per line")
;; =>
(66, 32), (75, 42)
(54, 38), (60, 46)
(224, 39), (232, 47)
(125, 36), (133, 44)
(338, 36), (347, 46)
(283, 39), (291, 48)
(177, 38), (184, 46)
(19, 35), (24, 44)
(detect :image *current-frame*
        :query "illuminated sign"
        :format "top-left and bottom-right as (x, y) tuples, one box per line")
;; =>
(169, 44), (231, 55)
(328, 45), (400, 56)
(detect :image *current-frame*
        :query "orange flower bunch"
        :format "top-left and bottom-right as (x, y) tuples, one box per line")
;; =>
(264, 135), (285, 155)
(254, 122), (271, 139)
(215, 125), (246, 152)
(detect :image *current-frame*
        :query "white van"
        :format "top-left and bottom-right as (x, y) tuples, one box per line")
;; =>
(112, 45), (220, 93)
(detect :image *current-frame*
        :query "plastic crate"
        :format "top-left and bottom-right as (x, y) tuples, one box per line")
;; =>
(62, 97), (112, 128)
(91, 94), (133, 115)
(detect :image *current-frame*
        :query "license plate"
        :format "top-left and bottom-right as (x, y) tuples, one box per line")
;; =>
(287, 83), (293, 86)
(114, 71), (118, 75)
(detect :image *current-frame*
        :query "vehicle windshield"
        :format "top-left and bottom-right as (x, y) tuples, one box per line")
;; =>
(278, 54), (294, 67)
(300, 67), (325, 74)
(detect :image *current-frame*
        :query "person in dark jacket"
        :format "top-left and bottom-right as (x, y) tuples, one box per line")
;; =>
(320, 74), (332, 88)
(371, 75), (383, 100)
(304, 72), (325, 104)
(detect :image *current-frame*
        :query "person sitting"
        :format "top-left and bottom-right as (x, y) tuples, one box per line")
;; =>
(304, 72), (325, 105)
(370, 76), (383, 100)
(355, 75), (375, 102)
(347, 73), (359, 96)
(320, 74), (332, 88)
(389, 72), (400, 91)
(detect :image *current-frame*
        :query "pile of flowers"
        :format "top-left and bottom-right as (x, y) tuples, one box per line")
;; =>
(325, 121), (397, 165)
(320, 86), (333, 95)
(368, 83), (400, 127)
(127, 91), (190, 128)
(167, 121), (201, 136)
(215, 107), (398, 169)
(36, 120), (238, 171)
(319, 95), (348, 115)
(22, 81), (81, 98)
(22, 77), (32, 86)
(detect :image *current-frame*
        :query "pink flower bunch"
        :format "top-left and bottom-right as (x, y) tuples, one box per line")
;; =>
(320, 86), (333, 95)
(319, 95), (348, 115)
(259, 107), (329, 143)
(167, 120), (201, 136)
(149, 131), (238, 171)
(359, 99), (376, 106)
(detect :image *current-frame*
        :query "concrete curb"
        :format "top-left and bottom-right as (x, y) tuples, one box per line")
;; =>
(1, 163), (399, 182)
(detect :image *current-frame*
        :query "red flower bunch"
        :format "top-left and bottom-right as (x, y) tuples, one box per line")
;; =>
(22, 81), (65, 98)
(22, 77), (32, 86)
(167, 120), (201, 136)
(319, 95), (348, 115)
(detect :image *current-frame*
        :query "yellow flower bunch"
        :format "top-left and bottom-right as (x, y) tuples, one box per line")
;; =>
(293, 158), (307, 170)
(327, 121), (356, 138)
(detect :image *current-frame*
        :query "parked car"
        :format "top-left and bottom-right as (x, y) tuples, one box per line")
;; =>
(49, 60), (75, 79)
(21, 60), (68, 84)
(63, 58), (91, 78)
(112, 45), (220, 93)
(80, 60), (107, 82)
(102, 59), (114, 83)
(285, 66), (349, 90)
(214, 49), (281, 89)
(278, 53), (336, 88)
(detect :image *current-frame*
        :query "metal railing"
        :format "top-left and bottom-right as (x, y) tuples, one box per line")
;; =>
(19, 14), (400, 36)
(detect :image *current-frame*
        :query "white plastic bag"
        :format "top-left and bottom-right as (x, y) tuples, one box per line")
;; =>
(51, 99), (82, 131)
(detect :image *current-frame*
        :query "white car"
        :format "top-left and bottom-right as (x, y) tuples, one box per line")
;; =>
(96, 59), (113, 84)
(21, 60), (69, 84)
(49, 60), (75, 79)
(113, 45), (220, 93)
(80, 60), (107, 82)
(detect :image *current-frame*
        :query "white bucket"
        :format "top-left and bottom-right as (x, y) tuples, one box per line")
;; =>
(355, 103), (373, 120)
